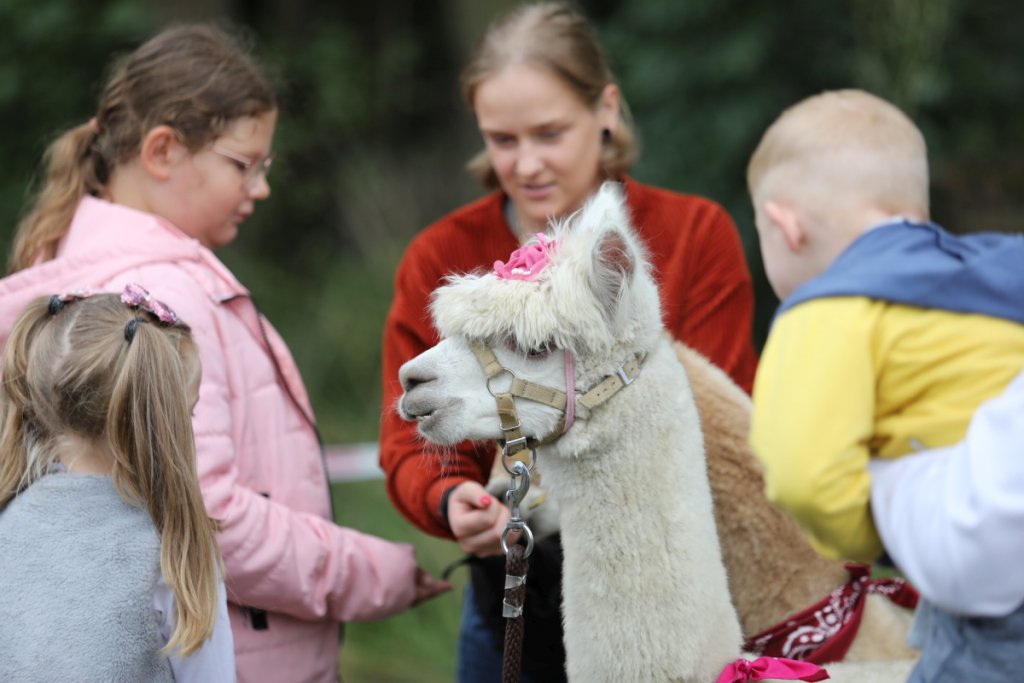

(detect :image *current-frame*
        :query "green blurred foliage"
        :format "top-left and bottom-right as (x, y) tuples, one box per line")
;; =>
(1, 2), (1023, 679)
(0, 0), (155, 248)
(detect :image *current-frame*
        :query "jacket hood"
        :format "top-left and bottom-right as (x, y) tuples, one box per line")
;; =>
(0, 195), (247, 335)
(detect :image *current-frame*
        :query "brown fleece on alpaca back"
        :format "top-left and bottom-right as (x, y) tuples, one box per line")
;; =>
(674, 341), (850, 635)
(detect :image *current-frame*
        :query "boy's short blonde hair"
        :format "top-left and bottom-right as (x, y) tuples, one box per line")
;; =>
(747, 89), (929, 219)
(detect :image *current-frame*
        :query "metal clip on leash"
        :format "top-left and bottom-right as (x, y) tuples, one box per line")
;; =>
(501, 458), (535, 561)
(501, 455), (535, 683)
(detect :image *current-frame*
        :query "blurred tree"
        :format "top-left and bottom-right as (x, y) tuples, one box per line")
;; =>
(850, 0), (953, 113)
(0, 0), (155, 262)
(918, 1), (1024, 235)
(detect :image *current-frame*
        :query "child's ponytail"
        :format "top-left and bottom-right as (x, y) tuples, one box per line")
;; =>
(9, 123), (105, 272)
(108, 316), (221, 656)
(0, 298), (55, 508)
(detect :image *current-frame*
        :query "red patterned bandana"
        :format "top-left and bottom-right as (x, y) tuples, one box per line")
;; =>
(743, 563), (919, 664)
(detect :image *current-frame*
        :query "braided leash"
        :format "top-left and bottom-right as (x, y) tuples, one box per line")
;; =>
(500, 458), (534, 682)
(502, 542), (529, 683)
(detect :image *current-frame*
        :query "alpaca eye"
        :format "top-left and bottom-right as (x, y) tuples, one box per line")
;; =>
(527, 345), (552, 359)
(523, 341), (554, 359)
(504, 338), (553, 359)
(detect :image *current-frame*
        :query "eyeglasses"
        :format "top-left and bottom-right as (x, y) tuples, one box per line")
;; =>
(212, 145), (275, 189)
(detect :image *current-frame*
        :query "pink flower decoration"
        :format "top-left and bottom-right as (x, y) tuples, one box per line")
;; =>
(494, 233), (557, 281)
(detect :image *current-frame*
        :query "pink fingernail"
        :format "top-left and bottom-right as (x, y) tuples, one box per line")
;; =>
(479, 495), (492, 506)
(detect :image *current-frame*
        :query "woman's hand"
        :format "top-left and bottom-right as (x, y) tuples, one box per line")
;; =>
(447, 480), (512, 557)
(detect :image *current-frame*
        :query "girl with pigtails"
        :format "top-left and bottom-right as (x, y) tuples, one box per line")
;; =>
(0, 287), (233, 681)
(0, 23), (447, 682)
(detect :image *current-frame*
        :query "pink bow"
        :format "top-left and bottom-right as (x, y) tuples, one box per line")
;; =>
(716, 656), (829, 683)
(494, 233), (557, 281)
(120, 283), (179, 324)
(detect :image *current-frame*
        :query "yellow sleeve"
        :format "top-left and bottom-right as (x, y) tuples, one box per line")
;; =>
(750, 298), (883, 562)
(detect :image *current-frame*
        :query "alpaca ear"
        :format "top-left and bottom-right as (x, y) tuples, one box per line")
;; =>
(589, 228), (635, 320)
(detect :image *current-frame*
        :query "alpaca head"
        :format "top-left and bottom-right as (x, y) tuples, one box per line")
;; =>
(398, 182), (664, 449)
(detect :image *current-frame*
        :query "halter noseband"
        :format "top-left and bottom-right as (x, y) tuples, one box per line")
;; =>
(468, 339), (644, 458)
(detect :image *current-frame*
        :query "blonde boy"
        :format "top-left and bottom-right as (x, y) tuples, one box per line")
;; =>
(747, 89), (1024, 562)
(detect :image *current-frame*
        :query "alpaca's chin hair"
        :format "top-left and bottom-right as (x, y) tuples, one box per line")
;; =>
(415, 415), (468, 446)
(414, 408), (499, 447)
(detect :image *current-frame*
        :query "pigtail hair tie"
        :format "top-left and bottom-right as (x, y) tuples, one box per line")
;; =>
(48, 296), (65, 316)
(48, 289), (94, 316)
(124, 317), (149, 343)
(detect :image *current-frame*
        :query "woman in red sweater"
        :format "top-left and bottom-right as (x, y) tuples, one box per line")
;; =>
(379, 3), (758, 681)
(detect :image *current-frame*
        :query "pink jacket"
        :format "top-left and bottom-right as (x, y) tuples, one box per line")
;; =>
(0, 196), (420, 682)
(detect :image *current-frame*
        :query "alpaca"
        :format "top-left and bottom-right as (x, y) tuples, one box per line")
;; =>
(486, 341), (918, 663)
(398, 183), (916, 682)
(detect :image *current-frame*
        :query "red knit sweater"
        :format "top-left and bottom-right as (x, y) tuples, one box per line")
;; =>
(380, 179), (758, 537)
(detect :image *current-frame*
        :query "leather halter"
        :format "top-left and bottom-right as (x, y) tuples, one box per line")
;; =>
(468, 339), (644, 457)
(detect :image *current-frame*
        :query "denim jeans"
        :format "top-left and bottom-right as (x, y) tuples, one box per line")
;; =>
(908, 599), (1024, 682)
(457, 583), (546, 683)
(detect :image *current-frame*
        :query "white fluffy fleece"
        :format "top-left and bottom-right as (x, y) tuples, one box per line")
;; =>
(399, 183), (911, 683)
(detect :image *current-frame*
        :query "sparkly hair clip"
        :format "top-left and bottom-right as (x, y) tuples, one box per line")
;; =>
(120, 283), (179, 324)
(48, 288), (95, 315)
(120, 284), (179, 343)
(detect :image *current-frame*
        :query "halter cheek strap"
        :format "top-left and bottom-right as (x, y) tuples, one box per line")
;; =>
(469, 340), (568, 456)
(468, 339), (644, 457)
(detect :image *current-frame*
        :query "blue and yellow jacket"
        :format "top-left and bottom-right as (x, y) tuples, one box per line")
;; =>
(752, 220), (1024, 562)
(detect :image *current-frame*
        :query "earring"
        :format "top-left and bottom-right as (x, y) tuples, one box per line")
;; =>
(601, 128), (612, 144)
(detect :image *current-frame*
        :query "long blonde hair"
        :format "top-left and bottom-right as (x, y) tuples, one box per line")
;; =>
(9, 24), (277, 273)
(0, 292), (220, 656)
(461, 2), (638, 188)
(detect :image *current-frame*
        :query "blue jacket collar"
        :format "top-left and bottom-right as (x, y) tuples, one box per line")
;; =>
(776, 220), (1024, 324)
